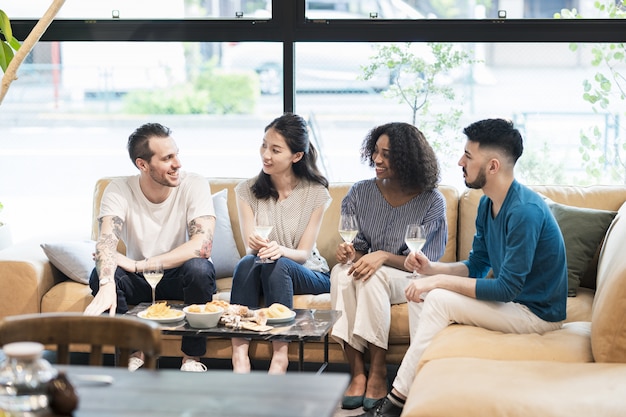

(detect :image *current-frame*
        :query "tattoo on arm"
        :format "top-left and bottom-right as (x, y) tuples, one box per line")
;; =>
(189, 216), (214, 258)
(95, 216), (124, 277)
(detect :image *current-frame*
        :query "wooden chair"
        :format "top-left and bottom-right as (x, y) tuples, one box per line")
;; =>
(0, 312), (162, 369)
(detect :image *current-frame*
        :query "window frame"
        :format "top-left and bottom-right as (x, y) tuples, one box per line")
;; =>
(10, 0), (626, 112)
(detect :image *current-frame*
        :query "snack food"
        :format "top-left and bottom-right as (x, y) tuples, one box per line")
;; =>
(143, 302), (182, 319)
(265, 303), (293, 319)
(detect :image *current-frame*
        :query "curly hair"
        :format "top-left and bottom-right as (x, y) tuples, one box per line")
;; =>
(360, 122), (440, 193)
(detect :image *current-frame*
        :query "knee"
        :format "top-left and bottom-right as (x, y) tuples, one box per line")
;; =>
(330, 264), (351, 285)
(180, 258), (216, 281)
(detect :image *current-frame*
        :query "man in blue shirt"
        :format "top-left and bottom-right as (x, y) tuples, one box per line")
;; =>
(356, 118), (568, 417)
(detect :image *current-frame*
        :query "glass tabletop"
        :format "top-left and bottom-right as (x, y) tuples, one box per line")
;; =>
(127, 303), (340, 342)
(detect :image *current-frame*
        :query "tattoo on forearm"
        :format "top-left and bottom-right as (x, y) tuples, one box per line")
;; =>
(197, 238), (213, 259)
(95, 233), (118, 277)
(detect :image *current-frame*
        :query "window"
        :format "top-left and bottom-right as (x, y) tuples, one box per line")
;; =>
(1, 0), (625, 242)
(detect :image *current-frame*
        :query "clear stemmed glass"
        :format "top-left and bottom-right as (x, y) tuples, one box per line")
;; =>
(338, 212), (358, 265)
(254, 209), (274, 264)
(143, 259), (164, 305)
(404, 224), (426, 279)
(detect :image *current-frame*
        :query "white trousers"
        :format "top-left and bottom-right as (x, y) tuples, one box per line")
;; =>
(393, 288), (564, 396)
(330, 263), (420, 352)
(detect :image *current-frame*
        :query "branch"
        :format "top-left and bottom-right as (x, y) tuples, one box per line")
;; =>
(0, 0), (66, 105)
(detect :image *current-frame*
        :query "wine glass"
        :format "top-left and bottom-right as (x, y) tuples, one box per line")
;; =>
(254, 209), (274, 264)
(338, 212), (358, 265)
(404, 224), (426, 279)
(143, 259), (164, 305)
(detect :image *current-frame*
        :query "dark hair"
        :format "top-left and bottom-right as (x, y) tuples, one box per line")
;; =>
(252, 113), (329, 199)
(360, 122), (440, 193)
(127, 123), (171, 166)
(462, 118), (523, 164)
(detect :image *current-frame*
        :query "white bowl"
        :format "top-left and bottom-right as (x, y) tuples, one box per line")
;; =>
(183, 305), (224, 329)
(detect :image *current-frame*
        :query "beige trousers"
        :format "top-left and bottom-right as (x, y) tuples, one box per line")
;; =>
(330, 263), (420, 352)
(393, 288), (564, 396)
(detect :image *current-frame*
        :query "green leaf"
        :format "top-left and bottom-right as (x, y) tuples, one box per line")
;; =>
(0, 41), (10, 72)
(9, 36), (20, 51)
(0, 9), (12, 41)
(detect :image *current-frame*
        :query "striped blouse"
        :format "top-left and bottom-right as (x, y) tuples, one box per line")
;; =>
(235, 177), (332, 273)
(342, 179), (447, 261)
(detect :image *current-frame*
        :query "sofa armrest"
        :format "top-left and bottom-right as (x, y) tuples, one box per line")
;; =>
(0, 242), (59, 319)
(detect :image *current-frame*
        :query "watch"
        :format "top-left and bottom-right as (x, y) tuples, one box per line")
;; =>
(99, 277), (115, 287)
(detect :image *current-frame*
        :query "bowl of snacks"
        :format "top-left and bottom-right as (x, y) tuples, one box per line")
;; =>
(183, 303), (224, 328)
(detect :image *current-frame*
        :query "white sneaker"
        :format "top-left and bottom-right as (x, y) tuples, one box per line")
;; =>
(128, 356), (144, 372)
(180, 359), (207, 372)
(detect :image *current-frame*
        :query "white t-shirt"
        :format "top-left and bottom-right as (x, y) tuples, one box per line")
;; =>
(99, 171), (215, 260)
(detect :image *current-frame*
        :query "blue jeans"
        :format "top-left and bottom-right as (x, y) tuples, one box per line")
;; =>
(89, 258), (216, 357)
(229, 255), (330, 309)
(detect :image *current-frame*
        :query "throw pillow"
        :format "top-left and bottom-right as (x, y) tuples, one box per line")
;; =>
(40, 240), (96, 284)
(544, 198), (617, 296)
(211, 188), (241, 278)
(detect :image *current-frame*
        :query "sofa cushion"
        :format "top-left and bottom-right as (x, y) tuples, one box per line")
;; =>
(211, 189), (241, 279)
(592, 204), (626, 363)
(403, 358), (626, 417)
(544, 198), (616, 296)
(40, 240), (96, 284)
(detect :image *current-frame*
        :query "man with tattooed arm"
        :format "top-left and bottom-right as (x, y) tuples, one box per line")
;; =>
(84, 122), (216, 372)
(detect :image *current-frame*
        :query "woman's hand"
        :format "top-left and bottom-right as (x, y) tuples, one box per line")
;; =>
(335, 242), (355, 264)
(257, 240), (284, 261)
(348, 251), (386, 281)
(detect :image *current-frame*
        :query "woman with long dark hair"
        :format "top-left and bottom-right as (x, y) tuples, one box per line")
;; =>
(230, 113), (331, 374)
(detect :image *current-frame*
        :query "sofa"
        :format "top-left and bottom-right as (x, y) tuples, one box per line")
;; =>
(1, 178), (626, 414)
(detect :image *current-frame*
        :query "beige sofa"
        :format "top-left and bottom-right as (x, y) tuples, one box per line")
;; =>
(1, 178), (626, 413)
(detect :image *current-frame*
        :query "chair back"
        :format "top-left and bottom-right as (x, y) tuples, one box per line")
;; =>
(0, 313), (162, 369)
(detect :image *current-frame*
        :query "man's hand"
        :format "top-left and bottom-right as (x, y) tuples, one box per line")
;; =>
(84, 283), (117, 316)
(405, 276), (434, 303)
(348, 251), (386, 281)
(404, 250), (434, 275)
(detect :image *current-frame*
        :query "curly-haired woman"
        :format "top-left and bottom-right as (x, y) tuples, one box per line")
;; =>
(330, 122), (448, 411)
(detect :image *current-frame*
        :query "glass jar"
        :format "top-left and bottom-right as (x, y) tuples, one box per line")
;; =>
(0, 342), (57, 413)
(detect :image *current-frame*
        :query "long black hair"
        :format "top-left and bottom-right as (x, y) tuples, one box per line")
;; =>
(252, 113), (329, 199)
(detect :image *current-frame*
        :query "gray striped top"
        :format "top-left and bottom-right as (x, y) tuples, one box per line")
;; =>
(343, 179), (447, 261)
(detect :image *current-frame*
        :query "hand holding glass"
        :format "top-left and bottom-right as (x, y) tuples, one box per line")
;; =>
(254, 210), (274, 263)
(143, 259), (164, 305)
(405, 224), (426, 279)
(338, 213), (358, 265)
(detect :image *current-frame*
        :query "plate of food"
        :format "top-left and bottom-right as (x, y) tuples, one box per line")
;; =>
(261, 303), (296, 324)
(137, 302), (185, 324)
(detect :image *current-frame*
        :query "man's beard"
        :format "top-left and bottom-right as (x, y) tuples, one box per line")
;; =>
(150, 169), (178, 188)
(464, 167), (487, 189)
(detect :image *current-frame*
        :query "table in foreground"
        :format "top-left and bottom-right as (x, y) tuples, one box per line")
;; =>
(127, 305), (341, 372)
(53, 365), (348, 417)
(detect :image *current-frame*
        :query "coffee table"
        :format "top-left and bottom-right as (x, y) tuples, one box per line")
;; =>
(127, 303), (341, 372)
